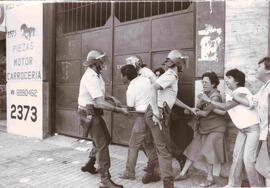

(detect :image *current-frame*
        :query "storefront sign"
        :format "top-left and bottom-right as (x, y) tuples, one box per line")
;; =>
(6, 82), (42, 138)
(6, 3), (43, 139)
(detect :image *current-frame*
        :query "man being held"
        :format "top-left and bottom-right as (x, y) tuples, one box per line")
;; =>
(119, 64), (160, 183)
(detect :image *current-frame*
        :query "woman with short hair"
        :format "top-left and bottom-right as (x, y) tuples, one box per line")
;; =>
(175, 71), (228, 187)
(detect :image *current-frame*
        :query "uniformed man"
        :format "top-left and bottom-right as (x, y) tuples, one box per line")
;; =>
(126, 55), (157, 84)
(145, 50), (196, 188)
(78, 50), (128, 188)
(119, 64), (160, 183)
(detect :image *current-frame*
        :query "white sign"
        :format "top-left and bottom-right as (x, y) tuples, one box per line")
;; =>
(6, 4), (43, 81)
(6, 82), (43, 138)
(198, 24), (222, 62)
(6, 3), (43, 139)
(0, 4), (5, 32)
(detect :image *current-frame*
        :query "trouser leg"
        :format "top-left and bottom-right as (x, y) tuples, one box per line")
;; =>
(89, 116), (111, 179)
(78, 111), (98, 174)
(228, 131), (246, 187)
(89, 141), (98, 158)
(243, 128), (264, 187)
(145, 107), (173, 180)
(143, 127), (158, 162)
(125, 117), (145, 177)
(125, 116), (157, 177)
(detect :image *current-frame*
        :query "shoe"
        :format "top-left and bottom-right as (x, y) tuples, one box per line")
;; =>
(142, 172), (161, 184)
(176, 155), (186, 170)
(222, 185), (233, 188)
(241, 179), (250, 187)
(143, 165), (148, 172)
(174, 174), (188, 181)
(163, 177), (174, 188)
(199, 179), (215, 187)
(99, 178), (124, 188)
(119, 172), (135, 180)
(81, 157), (98, 174)
(143, 159), (158, 172)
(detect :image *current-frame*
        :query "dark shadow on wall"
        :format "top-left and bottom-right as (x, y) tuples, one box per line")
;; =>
(0, 39), (6, 120)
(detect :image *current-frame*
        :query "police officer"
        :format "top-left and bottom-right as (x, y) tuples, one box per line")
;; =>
(145, 50), (196, 188)
(78, 50), (128, 188)
(119, 64), (160, 183)
(126, 55), (157, 84)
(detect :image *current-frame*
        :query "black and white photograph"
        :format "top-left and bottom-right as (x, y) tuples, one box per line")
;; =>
(0, 1), (269, 187)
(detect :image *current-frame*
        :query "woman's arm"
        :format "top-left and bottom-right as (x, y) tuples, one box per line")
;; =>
(198, 93), (238, 110)
(175, 98), (197, 115)
(213, 109), (227, 115)
(196, 96), (226, 117)
(232, 92), (250, 107)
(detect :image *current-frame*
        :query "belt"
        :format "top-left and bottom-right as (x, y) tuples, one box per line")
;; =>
(78, 105), (87, 110)
(78, 104), (104, 116)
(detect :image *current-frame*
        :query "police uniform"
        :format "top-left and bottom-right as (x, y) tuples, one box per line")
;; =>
(78, 67), (111, 180)
(145, 68), (178, 180)
(138, 67), (157, 84)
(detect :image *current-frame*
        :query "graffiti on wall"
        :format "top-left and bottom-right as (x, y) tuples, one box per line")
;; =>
(198, 24), (222, 62)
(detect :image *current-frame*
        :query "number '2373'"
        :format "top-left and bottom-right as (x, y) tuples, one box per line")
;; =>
(10, 104), (37, 122)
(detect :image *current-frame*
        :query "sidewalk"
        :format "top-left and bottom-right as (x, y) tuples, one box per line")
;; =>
(0, 131), (227, 188)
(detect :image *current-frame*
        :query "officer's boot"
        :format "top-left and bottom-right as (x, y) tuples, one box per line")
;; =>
(143, 160), (152, 172)
(142, 159), (161, 184)
(175, 154), (186, 170)
(163, 177), (174, 188)
(100, 171), (124, 188)
(81, 156), (98, 174)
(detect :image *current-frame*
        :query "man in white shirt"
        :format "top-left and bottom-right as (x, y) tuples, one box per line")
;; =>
(246, 57), (270, 141)
(119, 64), (159, 183)
(145, 50), (195, 188)
(78, 50), (128, 188)
(126, 55), (162, 183)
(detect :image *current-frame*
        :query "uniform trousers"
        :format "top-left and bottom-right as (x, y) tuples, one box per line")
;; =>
(145, 105), (173, 179)
(79, 109), (111, 179)
(125, 115), (157, 176)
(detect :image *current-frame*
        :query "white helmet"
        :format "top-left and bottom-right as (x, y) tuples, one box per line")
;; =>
(82, 50), (107, 67)
(125, 55), (143, 68)
(163, 50), (188, 67)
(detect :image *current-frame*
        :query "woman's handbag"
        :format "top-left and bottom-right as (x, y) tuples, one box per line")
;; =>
(255, 139), (270, 178)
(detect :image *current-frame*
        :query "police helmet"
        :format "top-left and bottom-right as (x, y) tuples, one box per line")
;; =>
(162, 50), (188, 67)
(82, 50), (107, 67)
(125, 55), (143, 68)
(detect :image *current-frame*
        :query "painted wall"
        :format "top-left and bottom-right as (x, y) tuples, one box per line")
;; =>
(225, 0), (269, 93)
(196, 1), (225, 78)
